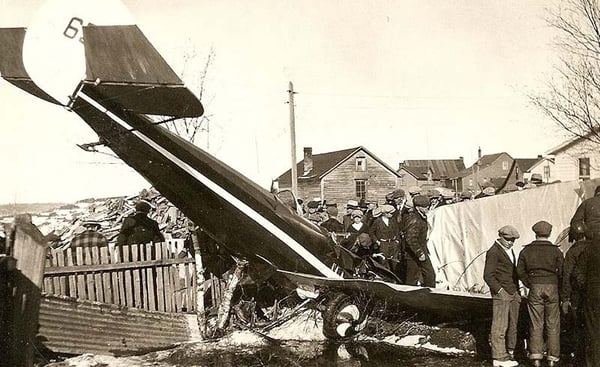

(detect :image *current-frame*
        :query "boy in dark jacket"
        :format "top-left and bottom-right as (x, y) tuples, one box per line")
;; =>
(517, 221), (563, 367)
(484, 225), (521, 367)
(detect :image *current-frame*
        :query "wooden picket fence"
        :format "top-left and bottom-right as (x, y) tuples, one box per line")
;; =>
(43, 241), (201, 313)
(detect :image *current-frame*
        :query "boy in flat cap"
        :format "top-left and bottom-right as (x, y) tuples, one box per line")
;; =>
(517, 221), (563, 367)
(484, 225), (521, 367)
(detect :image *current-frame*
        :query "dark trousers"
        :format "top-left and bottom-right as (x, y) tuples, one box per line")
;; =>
(585, 286), (600, 367)
(379, 240), (399, 274)
(405, 254), (435, 287)
(562, 294), (585, 364)
(490, 290), (520, 360)
(527, 284), (560, 362)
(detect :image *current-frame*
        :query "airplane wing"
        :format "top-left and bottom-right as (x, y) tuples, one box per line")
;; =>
(279, 270), (492, 321)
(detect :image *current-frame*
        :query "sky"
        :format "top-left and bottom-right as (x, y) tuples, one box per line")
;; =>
(0, 0), (571, 204)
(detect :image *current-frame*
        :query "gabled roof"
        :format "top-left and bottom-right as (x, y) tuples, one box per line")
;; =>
(454, 152), (511, 178)
(514, 158), (539, 173)
(545, 132), (599, 155)
(399, 159), (465, 180)
(275, 146), (398, 185)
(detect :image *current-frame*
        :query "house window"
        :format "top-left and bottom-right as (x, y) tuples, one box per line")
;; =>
(356, 157), (366, 172)
(502, 161), (509, 170)
(544, 165), (551, 182)
(355, 180), (367, 200)
(579, 157), (590, 179)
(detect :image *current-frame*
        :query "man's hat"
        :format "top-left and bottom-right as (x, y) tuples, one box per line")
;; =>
(482, 187), (496, 196)
(307, 200), (319, 209)
(372, 206), (382, 218)
(515, 181), (525, 188)
(460, 191), (472, 199)
(380, 204), (396, 214)
(408, 186), (422, 195)
(413, 195), (430, 208)
(498, 225), (520, 239)
(357, 233), (372, 248)
(135, 200), (152, 213)
(532, 221), (552, 237)
(326, 206), (338, 217)
(346, 200), (359, 209)
(351, 209), (364, 218)
(391, 189), (405, 199)
(82, 220), (102, 229)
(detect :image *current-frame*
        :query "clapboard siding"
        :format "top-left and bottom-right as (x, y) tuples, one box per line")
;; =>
(552, 140), (600, 182)
(321, 150), (397, 205)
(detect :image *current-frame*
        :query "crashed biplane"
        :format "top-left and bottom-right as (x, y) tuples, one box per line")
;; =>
(0, 0), (491, 340)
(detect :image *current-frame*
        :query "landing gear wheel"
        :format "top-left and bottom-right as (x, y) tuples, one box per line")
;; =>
(322, 293), (368, 340)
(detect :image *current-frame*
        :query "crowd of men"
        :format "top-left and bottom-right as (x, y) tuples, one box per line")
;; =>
(301, 187), (437, 287)
(483, 185), (600, 367)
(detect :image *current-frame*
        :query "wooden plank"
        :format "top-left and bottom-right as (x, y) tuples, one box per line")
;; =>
(84, 247), (96, 302)
(66, 248), (77, 298)
(145, 245), (156, 311)
(139, 244), (149, 310)
(51, 251), (61, 295)
(91, 246), (104, 303)
(190, 262), (196, 311)
(131, 244), (142, 308)
(122, 245), (133, 307)
(113, 246), (126, 307)
(56, 250), (67, 296)
(43, 258), (195, 275)
(162, 243), (173, 312)
(155, 243), (165, 312)
(75, 247), (86, 300)
(100, 247), (112, 304)
(171, 263), (179, 312)
(184, 262), (191, 312)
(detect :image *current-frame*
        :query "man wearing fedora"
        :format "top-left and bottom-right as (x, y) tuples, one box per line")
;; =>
(484, 225), (521, 367)
(517, 221), (563, 367)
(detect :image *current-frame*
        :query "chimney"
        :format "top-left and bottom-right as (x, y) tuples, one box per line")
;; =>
(303, 147), (313, 175)
(477, 147), (482, 159)
(537, 154), (543, 159)
(459, 156), (464, 161)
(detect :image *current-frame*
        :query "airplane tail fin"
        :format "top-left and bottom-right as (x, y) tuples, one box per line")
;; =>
(0, 0), (203, 118)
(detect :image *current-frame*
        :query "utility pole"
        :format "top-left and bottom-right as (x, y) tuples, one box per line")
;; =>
(288, 81), (298, 198)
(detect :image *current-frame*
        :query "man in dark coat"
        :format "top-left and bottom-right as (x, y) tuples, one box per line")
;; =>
(561, 221), (590, 364)
(320, 206), (344, 233)
(116, 200), (164, 246)
(369, 204), (401, 277)
(574, 236), (600, 367)
(517, 221), (563, 367)
(570, 184), (600, 239)
(483, 225), (521, 367)
(403, 195), (435, 287)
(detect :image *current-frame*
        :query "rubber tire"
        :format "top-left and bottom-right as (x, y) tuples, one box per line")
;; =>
(322, 293), (367, 340)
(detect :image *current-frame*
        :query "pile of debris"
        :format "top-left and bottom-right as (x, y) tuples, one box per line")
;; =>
(31, 188), (192, 250)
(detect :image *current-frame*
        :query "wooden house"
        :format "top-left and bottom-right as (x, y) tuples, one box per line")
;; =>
(274, 146), (400, 206)
(546, 134), (599, 182)
(397, 158), (466, 190)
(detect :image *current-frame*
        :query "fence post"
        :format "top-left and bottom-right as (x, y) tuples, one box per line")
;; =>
(1, 214), (48, 367)
(191, 228), (206, 339)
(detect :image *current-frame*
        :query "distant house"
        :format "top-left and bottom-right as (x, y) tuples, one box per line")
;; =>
(453, 152), (552, 192)
(397, 158), (466, 190)
(453, 152), (516, 192)
(546, 134), (599, 182)
(274, 146), (400, 205)
(515, 156), (556, 184)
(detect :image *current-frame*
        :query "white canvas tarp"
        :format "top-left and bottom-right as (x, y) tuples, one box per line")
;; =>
(427, 179), (600, 293)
